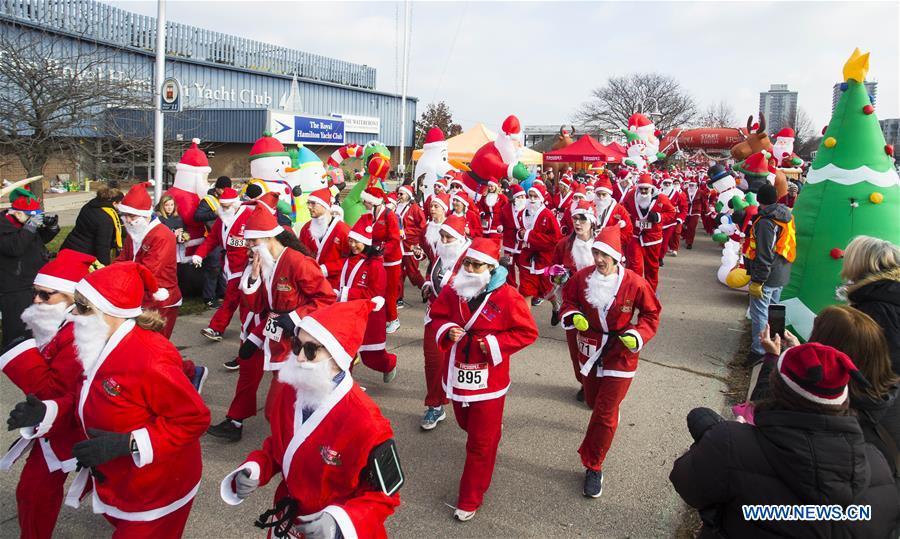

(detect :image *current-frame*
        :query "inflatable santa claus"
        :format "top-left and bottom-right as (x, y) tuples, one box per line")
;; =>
(166, 138), (211, 257)
(457, 115), (531, 200)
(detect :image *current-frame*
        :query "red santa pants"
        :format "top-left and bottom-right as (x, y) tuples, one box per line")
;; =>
(701, 212), (716, 235)
(384, 263), (401, 321)
(400, 255), (425, 300)
(159, 306), (178, 339)
(502, 252), (519, 288)
(207, 278), (244, 333)
(16, 443), (67, 539)
(666, 223), (682, 253)
(227, 349), (265, 420)
(422, 322), (448, 408)
(625, 241), (661, 291)
(682, 215), (700, 248)
(578, 374), (633, 471)
(104, 499), (193, 539)
(518, 267), (551, 299)
(452, 396), (505, 512)
(565, 329), (583, 384)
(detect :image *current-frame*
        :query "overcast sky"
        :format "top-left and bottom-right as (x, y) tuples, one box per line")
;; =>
(108, 0), (899, 133)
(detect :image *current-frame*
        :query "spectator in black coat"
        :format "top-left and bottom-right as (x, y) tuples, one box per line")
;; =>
(193, 176), (231, 307)
(671, 343), (900, 539)
(59, 185), (123, 265)
(0, 187), (59, 346)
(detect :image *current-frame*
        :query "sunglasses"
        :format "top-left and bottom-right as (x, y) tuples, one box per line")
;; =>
(572, 214), (589, 222)
(74, 300), (92, 315)
(462, 258), (488, 270)
(291, 339), (327, 361)
(32, 288), (60, 302)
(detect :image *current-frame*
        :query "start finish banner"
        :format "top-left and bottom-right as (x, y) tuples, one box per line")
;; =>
(269, 111), (346, 145)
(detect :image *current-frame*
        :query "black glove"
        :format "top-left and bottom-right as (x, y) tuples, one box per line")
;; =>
(274, 313), (296, 335)
(71, 428), (131, 468)
(22, 215), (41, 234)
(1, 334), (30, 357)
(686, 407), (725, 443)
(646, 211), (661, 224)
(7, 394), (46, 431)
(238, 340), (259, 360)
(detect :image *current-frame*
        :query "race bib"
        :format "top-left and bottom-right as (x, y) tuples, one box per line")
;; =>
(226, 236), (245, 248)
(453, 362), (488, 391)
(637, 219), (652, 230)
(263, 314), (283, 342)
(576, 334), (599, 360)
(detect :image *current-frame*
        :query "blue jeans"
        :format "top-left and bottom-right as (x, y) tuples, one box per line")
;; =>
(749, 285), (782, 355)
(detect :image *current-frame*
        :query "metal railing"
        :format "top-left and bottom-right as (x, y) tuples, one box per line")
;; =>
(0, 0), (377, 89)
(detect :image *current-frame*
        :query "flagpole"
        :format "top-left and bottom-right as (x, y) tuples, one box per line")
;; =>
(152, 0), (166, 203)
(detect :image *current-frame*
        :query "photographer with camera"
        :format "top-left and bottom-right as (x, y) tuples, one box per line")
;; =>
(0, 187), (59, 347)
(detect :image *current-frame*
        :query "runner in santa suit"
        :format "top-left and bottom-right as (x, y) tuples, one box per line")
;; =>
(115, 182), (182, 338)
(0, 250), (94, 539)
(298, 187), (350, 291)
(419, 214), (470, 431)
(621, 174), (675, 291)
(560, 226), (660, 499)
(357, 183), (403, 334)
(558, 184), (588, 237)
(701, 180), (717, 235)
(425, 176), (450, 214)
(207, 205), (334, 443)
(593, 176), (633, 252)
(551, 177), (574, 224)
(476, 179), (507, 247)
(428, 238), (538, 521)
(498, 184), (526, 287)
(612, 169), (633, 203)
(681, 178), (708, 250)
(451, 192), (484, 239)
(335, 219), (398, 381)
(395, 184), (426, 307)
(221, 300), (402, 538)
(6, 262), (211, 538)
(516, 184), (561, 304)
(659, 176), (688, 262)
(192, 188), (251, 342)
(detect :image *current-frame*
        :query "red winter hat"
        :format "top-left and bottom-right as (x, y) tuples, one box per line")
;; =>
(178, 138), (210, 170)
(776, 343), (864, 405)
(218, 187), (240, 205)
(594, 176), (614, 194)
(774, 127), (795, 139)
(508, 184), (525, 198)
(572, 184), (587, 198)
(249, 131), (288, 161)
(465, 237), (501, 266)
(35, 249), (96, 294)
(592, 225), (623, 262)
(348, 218), (373, 246)
(367, 155), (391, 181)
(615, 168), (630, 180)
(119, 182), (154, 217)
(451, 192), (473, 210)
(243, 204), (283, 239)
(297, 299), (378, 371)
(254, 191), (281, 214)
(737, 152), (770, 177)
(423, 127), (446, 147)
(430, 193), (451, 213)
(627, 113), (653, 130)
(636, 173), (655, 188)
(307, 187), (332, 209)
(9, 187), (41, 214)
(76, 262), (168, 318)
(501, 115), (522, 140)
(398, 184), (416, 200)
(440, 214), (468, 241)
(360, 182), (386, 206)
(528, 183), (548, 201)
(571, 200), (597, 223)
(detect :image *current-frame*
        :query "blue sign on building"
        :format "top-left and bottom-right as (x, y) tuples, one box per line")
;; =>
(270, 112), (345, 146)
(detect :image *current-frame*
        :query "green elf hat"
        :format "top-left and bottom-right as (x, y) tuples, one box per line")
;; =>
(9, 187), (41, 214)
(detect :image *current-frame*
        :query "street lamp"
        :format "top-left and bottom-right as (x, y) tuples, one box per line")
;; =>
(637, 97), (662, 118)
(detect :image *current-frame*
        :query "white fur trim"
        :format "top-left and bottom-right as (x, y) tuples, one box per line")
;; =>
(322, 505), (358, 539)
(219, 462), (261, 506)
(442, 381), (510, 403)
(244, 226), (282, 239)
(307, 194), (330, 209)
(288, 310), (303, 328)
(175, 162), (212, 174)
(76, 280), (142, 318)
(435, 322), (460, 344)
(597, 369), (636, 378)
(117, 204), (152, 218)
(0, 338), (37, 370)
(591, 241), (623, 262)
(370, 296), (385, 312)
(527, 187), (544, 200)
(297, 316), (353, 370)
(440, 222), (465, 241)
(466, 248), (499, 267)
(358, 342), (386, 352)
(240, 271), (262, 295)
(805, 163), (899, 187)
(360, 190), (383, 205)
(19, 399), (57, 440)
(484, 334), (503, 366)
(348, 230), (372, 246)
(152, 288), (169, 302)
(130, 427), (154, 468)
(90, 479), (200, 521)
(33, 274), (77, 294)
(776, 352), (849, 405)
(0, 437), (33, 471)
(247, 333), (263, 349)
(622, 329), (643, 352)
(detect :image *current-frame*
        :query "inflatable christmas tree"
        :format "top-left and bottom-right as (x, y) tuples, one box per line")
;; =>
(782, 49), (900, 339)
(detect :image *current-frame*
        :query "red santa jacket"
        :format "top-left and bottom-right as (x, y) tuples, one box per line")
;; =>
(116, 219), (182, 308)
(561, 266), (660, 377)
(457, 209), (483, 238)
(221, 376), (399, 538)
(552, 190), (574, 220)
(477, 193), (508, 240)
(1, 320), (84, 473)
(337, 253), (388, 349)
(595, 200), (634, 248)
(662, 190), (688, 229)
(356, 207), (402, 267)
(429, 279), (538, 403)
(242, 247), (336, 370)
(165, 186), (204, 256)
(498, 202), (525, 255)
(622, 192), (676, 247)
(396, 201), (426, 255)
(684, 187), (709, 216)
(612, 183), (631, 203)
(194, 205), (252, 281)
(518, 205), (561, 274)
(552, 235), (597, 275)
(299, 217), (351, 290)
(31, 321), (209, 521)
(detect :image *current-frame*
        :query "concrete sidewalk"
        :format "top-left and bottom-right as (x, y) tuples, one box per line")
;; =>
(0, 236), (747, 538)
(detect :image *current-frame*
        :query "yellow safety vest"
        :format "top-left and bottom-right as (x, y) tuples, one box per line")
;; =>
(743, 215), (797, 263)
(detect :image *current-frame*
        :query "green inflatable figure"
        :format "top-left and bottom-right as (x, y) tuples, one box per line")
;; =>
(782, 49), (900, 339)
(325, 141), (391, 225)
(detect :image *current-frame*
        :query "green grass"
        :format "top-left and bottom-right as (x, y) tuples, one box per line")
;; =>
(46, 225), (73, 254)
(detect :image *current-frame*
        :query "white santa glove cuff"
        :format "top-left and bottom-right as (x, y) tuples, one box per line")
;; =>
(191, 255), (203, 267)
(321, 506), (358, 539)
(130, 427), (154, 468)
(320, 264), (328, 277)
(220, 462), (261, 506)
(622, 329), (644, 353)
(19, 400), (57, 440)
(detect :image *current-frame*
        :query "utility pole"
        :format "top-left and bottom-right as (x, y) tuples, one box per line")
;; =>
(398, 0), (411, 180)
(152, 0), (166, 203)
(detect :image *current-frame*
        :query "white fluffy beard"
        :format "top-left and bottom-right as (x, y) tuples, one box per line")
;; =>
(73, 311), (110, 373)
(308, 213), (331, 241)
(452, 268), (491, 300)
(523, 202), (542, 228)
(585, 269), (619, 312)
(571, 238), (595, 271)
(278, 353), (336, 412)
(424, 221), (442, 249)
(21, 302), (69, 349)
(512, 197), (526, 211)
(494, 134), (520, 165)
(485, 192), (498, 207)
(595, 196), (612, 212)
(219, 206), (238, 227)
(637, 193), (652, 209)
(253, 244), (276, 280)
(437, 239), (466, 269)
(124, 217), (150, 245)
(687, 186), (698, 197)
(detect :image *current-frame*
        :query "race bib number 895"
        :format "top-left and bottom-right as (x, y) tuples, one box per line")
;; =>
(453, 363), (488, 390)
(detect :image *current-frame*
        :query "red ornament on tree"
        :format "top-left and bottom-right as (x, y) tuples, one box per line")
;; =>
(821, 125), (828, 135)
(830, 248), (844, 260)
(863, 104), (875, 115)
(886, 144), (895, 157)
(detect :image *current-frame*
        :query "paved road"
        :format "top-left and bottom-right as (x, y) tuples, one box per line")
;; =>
(0, 236), (747, 538)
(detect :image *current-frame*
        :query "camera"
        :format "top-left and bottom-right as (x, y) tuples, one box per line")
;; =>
(42, 213), (59, 228)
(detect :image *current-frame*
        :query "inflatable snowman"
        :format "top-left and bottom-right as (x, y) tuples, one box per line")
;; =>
(414, 127), (455, 200)
(167, 138), (211, 257)
(284, 144), (333, 227)
(247, 131), (296, 219)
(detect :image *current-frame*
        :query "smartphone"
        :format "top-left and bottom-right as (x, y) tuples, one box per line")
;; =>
(768, 304), (786, 338)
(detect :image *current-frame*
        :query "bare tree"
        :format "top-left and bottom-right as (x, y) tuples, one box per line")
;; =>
(697, 100), (737, 127)
(414, 101), (463, 148)
(573, 73), (697, 138)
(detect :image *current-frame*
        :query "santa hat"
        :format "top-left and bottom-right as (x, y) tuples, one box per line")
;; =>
(627, 113), (653, 131)
(636, 173), (655, 189)
(9, 187), (41, 214)
(465, 237), (500, 266)
(774, 127), (795, 140)
(735, 152), (770, 178)
(307, 187), (332, 210)
(594, 176), (614, 194)
(440, 214), (468, 241)
(592, 226), (623, 262)
(501, 115), (522, 141)
(119, 182), (154, 217)
(434, 177), (450, 192)
(254, 191), (281, 214)
(348, 218), (373, 246)
(367, 154), (391, 181)
(451, 192), (474, 211)
(423, 127), (446, 149)
(360, 182), (387, 206)
(532, 177), (546, 187)
(571, 200), (597, 223)
(249, 131), (289, 161)
(243, 205), (283, 239)
(398, 184), (416, 200)
(558, 176), (571, 190)
(615, 168), (630, 181)
(430, 193), (451, 213)
(528, 183), (548, 201)
(572, 184), (587, 199)
(76, 262), (168, 318)
(331, 204), (344, 220)
(35, 249), (96, 294)
(776, 343), (866, 406)
(508, 184), (525, 198)
(177, 138), (211, 173)
(296, 299), (379, 371)
(218, 187), (239, 205)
